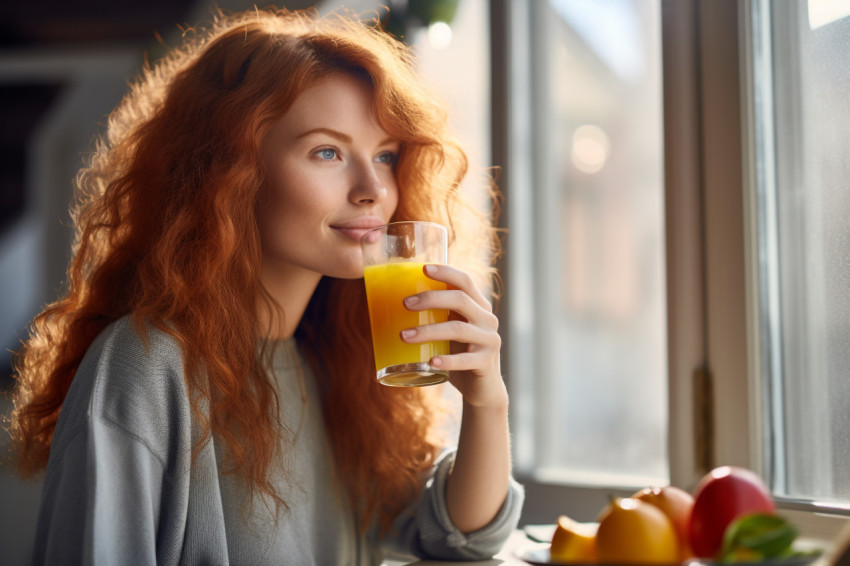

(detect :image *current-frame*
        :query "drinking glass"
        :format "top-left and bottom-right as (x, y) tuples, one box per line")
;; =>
(361, 221), (450, 386)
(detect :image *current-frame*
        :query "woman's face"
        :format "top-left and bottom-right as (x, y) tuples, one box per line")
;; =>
(259, 72), (399, 281)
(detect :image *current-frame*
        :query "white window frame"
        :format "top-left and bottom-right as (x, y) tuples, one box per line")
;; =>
(494, 0), (676, 524)
(737, 0), (850, 539)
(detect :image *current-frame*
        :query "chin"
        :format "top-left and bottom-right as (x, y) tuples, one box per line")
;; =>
(326, 250), (367, 280)
(321, 257), (366, 280)
(330, 266), (366, 280)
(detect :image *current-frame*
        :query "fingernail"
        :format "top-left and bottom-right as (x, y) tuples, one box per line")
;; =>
(404, 295), (420, 307)
(425, 264), (438, 274)
(401, 328), (417, 340)
(431, 357), (443, 367)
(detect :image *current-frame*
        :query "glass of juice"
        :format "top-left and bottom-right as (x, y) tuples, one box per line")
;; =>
(361, 221), (450, 387)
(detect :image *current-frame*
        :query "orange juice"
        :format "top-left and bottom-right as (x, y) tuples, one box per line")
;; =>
(364, 261), (450, 386)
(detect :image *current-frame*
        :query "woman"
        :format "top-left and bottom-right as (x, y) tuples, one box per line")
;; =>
(10, 7), (523, 565)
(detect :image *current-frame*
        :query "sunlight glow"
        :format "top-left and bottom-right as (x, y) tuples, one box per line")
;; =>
(808, 0), (850, 29)
(427, 22), (453, 50)
(571, 124), (611, 174)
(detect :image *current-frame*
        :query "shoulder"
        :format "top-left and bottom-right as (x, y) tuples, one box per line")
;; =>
(83, 316), (188, 411)
(89, 315), (185, 373)
(54, 316), (192, 467)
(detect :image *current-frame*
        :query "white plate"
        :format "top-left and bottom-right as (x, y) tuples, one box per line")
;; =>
(514, 542), (821, 566)
(513, 543), (558, 566)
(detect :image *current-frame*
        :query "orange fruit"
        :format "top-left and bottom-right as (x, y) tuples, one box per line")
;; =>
(633, 486), (695, 560)
(596, 497), (679, 564)
(550, 515), (597, 563)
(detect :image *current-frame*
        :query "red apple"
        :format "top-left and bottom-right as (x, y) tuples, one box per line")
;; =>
(633, 485), (696, 559)
(688, 466), (775, 558)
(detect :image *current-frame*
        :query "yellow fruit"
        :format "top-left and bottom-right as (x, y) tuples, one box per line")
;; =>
(632, 486), (695, 560)
(550, 515), (598, 563)
(596, 498), (679, 564)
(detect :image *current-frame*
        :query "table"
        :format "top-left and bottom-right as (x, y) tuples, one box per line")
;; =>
(386, 529), (536, 565)
(387, 530), (836, 565)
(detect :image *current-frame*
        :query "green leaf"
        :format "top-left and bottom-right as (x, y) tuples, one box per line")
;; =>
(720, 547), (764, 563)
(719, 513), (799, 561)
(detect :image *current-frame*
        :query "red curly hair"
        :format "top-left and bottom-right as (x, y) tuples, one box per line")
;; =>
(10, 8), (499, 531)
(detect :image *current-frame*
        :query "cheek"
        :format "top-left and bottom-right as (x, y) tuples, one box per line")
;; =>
(259, 170), (310, 247)
(265, 163), (319, 218)
(384, 173), (400, 213)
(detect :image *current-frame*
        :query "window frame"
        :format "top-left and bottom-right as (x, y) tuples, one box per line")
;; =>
(493, 0), (850, 540)
(493, 0), (676, 525)
(737, 0), (850, 538)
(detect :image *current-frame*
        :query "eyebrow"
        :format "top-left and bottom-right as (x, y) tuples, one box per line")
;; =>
(296, 127), (352, 143)
(296, 127), (398, 147)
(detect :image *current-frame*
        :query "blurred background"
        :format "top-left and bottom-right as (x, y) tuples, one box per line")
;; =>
(5, 0), (848, 563)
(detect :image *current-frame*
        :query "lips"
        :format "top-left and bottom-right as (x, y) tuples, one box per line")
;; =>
(330, 217), (387, 242)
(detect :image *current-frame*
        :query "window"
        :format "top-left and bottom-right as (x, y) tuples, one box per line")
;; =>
(502, 0), (668, 489)
(499, 0), (850, 536)
(749, 0), (850, 506)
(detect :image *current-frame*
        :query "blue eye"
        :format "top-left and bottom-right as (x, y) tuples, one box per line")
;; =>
(375, 152), (397, 165)
(317, 148), (337, 160)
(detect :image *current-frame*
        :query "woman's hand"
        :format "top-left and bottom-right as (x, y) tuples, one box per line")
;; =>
(402, 263), (512, 533)
(401, 263), (508, 409)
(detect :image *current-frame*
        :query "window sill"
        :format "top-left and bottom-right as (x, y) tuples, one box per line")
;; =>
(779, 505), (850, 548)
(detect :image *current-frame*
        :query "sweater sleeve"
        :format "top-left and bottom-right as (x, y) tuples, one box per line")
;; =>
(386, 449), (525, 561)
(32, 419), (165, 566)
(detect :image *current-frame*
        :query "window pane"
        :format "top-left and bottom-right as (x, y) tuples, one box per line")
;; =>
(516, 0), (667, 485)
(756, 0), (850, 503)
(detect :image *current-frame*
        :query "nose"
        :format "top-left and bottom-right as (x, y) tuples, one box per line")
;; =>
(349, 161), (388, 205)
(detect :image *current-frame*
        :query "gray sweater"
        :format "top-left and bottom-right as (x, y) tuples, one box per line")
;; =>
(32, 317), (523, 565)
